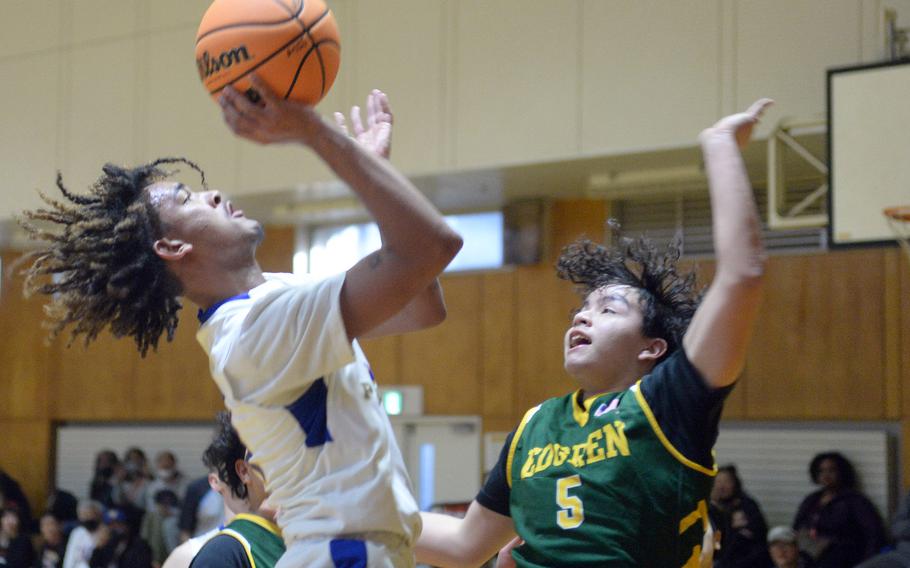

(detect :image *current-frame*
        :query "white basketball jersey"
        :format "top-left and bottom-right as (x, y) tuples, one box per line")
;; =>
(196, 272), (421, 545)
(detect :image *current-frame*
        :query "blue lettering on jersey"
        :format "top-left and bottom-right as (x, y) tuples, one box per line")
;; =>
(286, 378), (333, 447)
(329, 539), (367, 568)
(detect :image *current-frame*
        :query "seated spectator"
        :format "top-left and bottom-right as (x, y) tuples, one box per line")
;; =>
(855, 488), (910, 567)
(62, 500), (103, 568)
(88, 508), (151, 568)
(88, 451), (119, 509)
(146, 452), (186, 511)
(176, 479), (222, 543)
(0, 507), (35, 567)
(793, 451), (887, 567)
(119, 449), (150, 515)
(711, 464), (771, 567)
(769, 526), (815, 568)
(141, 490), (181, 566)
(0, 468), (33, 533)
(45, 490), (78, 536)
(36, 512), (67, 568)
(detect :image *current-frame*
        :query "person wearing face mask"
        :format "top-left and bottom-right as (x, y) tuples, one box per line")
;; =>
(62, 501), (104, 568)
(88, 509), (151, 568)
(146, 453), (186, 512)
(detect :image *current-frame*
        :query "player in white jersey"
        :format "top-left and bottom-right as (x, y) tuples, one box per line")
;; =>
(21, 76), (463, 568)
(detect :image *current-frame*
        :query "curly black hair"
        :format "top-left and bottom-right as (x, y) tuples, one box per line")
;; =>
(202, 412), (248, 500)
(556, 221), (701, 361)
(809, 451), (858, 490)
(18, 157), (206, 356)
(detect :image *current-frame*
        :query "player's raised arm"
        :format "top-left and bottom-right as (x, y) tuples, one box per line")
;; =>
(682, 99), (773, 388)
(220, 77), (463, 340)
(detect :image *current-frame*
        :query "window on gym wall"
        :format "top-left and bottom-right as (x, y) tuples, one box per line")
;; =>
(295, 211), (504, 276)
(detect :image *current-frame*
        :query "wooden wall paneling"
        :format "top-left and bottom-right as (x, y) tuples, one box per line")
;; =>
(0, 252), (51, 420)
(548, 199), (610, 264)
(360, 335), (401, 386)
(898, 251), (910, 488)
(257, 226), (295, 273)
(480, 271), (517, 426)
(745, 250), (887, 420)
(0, 419), (52, 518)
(514, 264), (579, 415)
(128, 312), (222, 421)
(400, 274), (483, 415)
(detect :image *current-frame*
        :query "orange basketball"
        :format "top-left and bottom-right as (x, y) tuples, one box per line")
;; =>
(195, 0), (340, 105)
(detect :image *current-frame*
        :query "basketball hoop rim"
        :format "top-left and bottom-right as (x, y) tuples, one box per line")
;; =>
(883, 206), (910, 222)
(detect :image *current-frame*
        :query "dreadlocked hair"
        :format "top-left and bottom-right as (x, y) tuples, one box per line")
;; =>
(556, 220), (701, 361)
(202, 412), (248, 500)
(18, 157), (207, 357)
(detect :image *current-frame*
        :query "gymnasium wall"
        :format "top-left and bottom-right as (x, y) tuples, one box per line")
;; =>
(2, 0), (910, 219)
(3, 203), (910, 514)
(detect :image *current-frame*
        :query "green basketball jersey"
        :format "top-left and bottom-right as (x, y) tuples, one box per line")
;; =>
(219, 513), (285, 568)
(507, 381), (716, 567)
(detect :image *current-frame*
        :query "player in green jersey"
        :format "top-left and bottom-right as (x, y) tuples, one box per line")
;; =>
(415, 99), (773, 568)
(187, 412), (285, 568)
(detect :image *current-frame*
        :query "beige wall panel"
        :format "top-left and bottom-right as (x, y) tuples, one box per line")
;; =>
(745, 250), (887, 419)
(68, 0), (142, 45)
(149, 0), (212, 31)
(735, 0), (863, 138)
(451, 0), (580, 169)
(0, 53), (61, 219)
(581, 0), (722, 153)
(143, 29), (240, 190)
(0, 1), (62, 58)
(347, 0), (447, 175)
(63, 41), (138, 191)
(236, 0), (353, 194)
(400, 274), (482, 415)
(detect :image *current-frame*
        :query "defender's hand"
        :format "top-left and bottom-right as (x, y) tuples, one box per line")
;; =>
(495, 537), (523, 568)
(334, 89), (393, 159)
(219, 74), (325, 146)
(701, 98), (774, 149)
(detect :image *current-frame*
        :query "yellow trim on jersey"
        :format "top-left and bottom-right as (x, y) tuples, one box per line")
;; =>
(506, 405), (541, 488)
(632, 381), (717, 477)
(219, 528), (256, 568)
(232, 513), (282, 538)
(571, 390), (612, 427)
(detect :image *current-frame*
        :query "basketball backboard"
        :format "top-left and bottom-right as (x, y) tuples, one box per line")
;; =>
(828, 60), (910, 248)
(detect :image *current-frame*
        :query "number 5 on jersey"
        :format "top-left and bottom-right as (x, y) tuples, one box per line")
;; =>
(556, 474), (584, 529)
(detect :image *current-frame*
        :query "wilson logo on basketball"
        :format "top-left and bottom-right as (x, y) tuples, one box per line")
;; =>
(196, 46), (252, 80)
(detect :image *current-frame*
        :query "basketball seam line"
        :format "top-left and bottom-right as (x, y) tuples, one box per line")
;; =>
(284, 8), (331, 98)
(195, 0), (305, 44)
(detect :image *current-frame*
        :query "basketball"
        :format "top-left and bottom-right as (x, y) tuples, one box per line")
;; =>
(195, 0), (340, 105)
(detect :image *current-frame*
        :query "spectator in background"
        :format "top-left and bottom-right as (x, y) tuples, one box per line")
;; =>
(855, 488), (910, 567)
(0, 507), (35, 567)
(768, 526), (815, 568)
(119, 449), (150, 514)
(36, 512), (67, 568)
(176, 479), (222, 543)
(711, 464), (771, 567)
(793, 451), (886, 568)
(88, 508), (151, 568)
(0, 469), (32, 534)
(63, 500), (103, 568)
(45, 490), (78, 534)
(141, 490), (181, 566)
(88, 452), (119, 510)
(146, 453), (186, 511)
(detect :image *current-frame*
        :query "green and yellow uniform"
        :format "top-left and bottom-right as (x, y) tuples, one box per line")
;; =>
(189, 513), (285, 568)
(477, 350), (732, 567)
